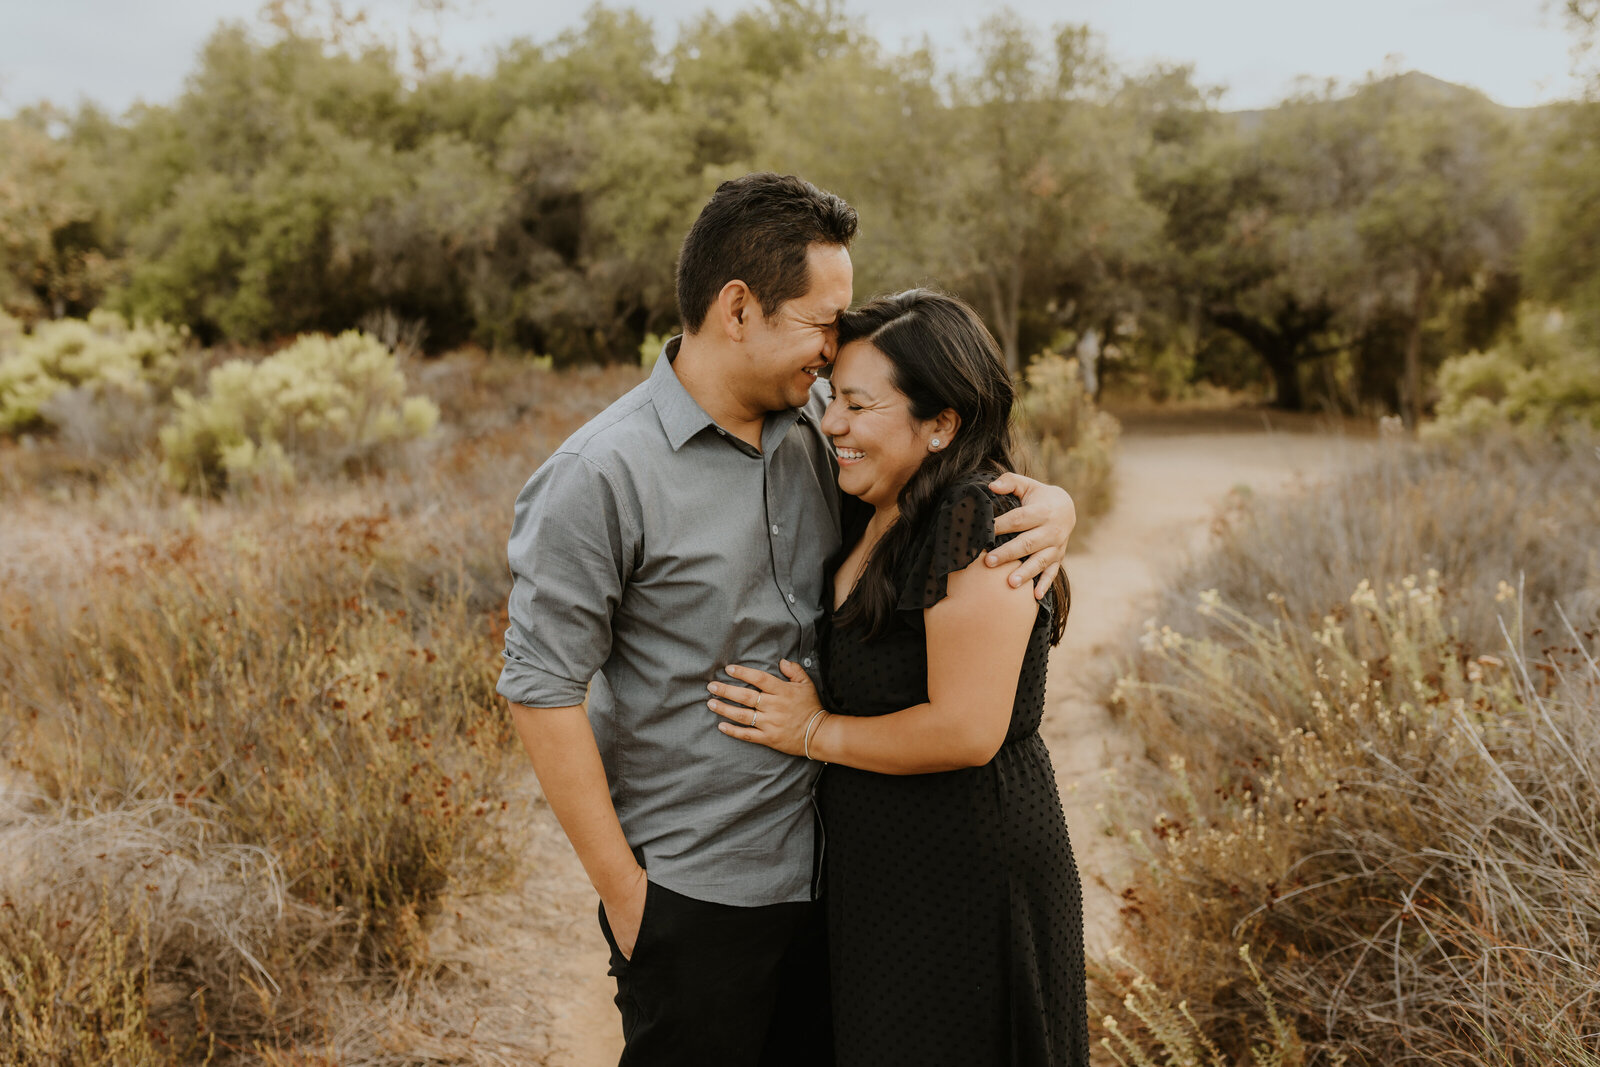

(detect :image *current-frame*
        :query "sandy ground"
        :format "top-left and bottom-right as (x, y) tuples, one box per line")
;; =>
(479, 418), (1378, 1066)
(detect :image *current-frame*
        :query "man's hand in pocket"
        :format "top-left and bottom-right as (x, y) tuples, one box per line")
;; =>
(603, 866), (650, 960)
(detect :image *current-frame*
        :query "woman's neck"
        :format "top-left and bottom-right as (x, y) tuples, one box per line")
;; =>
(862, 504), (899, 547)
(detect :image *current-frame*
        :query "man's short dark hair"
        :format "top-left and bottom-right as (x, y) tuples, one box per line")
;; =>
(676, 173), (858, 334)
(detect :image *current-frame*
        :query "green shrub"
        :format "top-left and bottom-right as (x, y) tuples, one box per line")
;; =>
(639, 331), (673, 369)
(0, 311), (189, 436)
(159, 330), (439, 493)
(1015, 351), (1120, 535)
(1427, 307), (1600, 439)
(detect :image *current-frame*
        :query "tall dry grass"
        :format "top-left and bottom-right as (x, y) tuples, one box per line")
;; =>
(1096, 435), (1600, 1065)
(1016, 351), (1121, 536)
(0, 354), (644, 1062)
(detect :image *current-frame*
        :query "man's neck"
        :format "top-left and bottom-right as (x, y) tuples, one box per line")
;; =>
(672, 334), (766, 449)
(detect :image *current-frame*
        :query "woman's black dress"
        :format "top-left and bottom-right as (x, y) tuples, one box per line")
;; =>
(817, 481), (1088, 1066)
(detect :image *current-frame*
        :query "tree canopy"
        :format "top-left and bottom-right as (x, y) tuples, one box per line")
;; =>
(2, 0), (1590, 415)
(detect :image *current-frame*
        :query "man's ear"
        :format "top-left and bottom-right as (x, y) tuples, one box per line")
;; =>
(714, 280), (752, 341)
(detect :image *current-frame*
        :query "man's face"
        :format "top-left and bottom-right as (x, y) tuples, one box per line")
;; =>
(740, 243), (853, 412)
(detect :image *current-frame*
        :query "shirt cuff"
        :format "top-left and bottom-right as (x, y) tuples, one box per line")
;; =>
(496, 652), (588, 709)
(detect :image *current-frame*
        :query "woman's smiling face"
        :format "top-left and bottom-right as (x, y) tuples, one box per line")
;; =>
(820, 340), (944, 511)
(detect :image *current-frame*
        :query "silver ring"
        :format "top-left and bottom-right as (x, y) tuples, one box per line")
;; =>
(749, 709), (759, 728)
(754, 693), (763, 709)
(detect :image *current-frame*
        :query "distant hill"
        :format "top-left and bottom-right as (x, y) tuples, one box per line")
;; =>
(1225, 70), (1563, 133)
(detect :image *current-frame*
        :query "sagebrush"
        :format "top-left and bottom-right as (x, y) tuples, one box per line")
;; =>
(0, 310), (192, 440)
(159, 330), (439, 493)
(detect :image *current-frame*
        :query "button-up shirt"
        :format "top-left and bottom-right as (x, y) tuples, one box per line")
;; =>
(497, 337), (845, 906)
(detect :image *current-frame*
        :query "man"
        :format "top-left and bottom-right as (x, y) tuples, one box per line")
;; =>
(498, 173), (1074, 1066)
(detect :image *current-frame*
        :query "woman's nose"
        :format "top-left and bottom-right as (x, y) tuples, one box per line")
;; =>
(820, 400), (845, 436)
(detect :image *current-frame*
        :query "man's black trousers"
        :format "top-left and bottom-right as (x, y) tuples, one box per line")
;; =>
(597, 881), (834, 1066)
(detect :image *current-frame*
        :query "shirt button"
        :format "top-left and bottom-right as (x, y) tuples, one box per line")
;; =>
(716, 428), (726, 436)
(802, 657), (813, 668)
(770, 524), (780, 534)
(786, 593), (796, 603)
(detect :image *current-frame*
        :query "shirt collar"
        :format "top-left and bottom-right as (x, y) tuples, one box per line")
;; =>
(648, 336), (719, 451)
(648, 335), (806, 453)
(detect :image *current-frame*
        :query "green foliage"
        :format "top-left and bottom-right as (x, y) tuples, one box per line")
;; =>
(159, 330), (439, 493)
(639, 331), (671, 368)
(0, 310), (189, 434)
(0, 0), (1573, 406)
(1527, 100), (1600, 339)
(1141, 72), (1524, 415)
(1428, 307), (1600, 438)
(1015, 351), (1120, 533)
(0, 115), (112, 322)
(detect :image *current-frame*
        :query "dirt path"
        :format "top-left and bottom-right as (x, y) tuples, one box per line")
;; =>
(1039, 424), (1375, 953)
(459, 420), (1377, 1065)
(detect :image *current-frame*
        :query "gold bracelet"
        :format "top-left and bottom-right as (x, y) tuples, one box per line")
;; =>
(803, 708), (830, 761)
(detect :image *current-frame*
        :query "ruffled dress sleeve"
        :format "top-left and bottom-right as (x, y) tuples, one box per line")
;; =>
(895, 481), (1020, 613)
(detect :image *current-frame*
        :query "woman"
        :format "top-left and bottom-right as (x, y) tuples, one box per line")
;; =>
(705, 289), (1088, 1065)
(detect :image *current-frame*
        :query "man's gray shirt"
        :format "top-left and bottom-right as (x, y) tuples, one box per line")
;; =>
(497, 338), (843, 907)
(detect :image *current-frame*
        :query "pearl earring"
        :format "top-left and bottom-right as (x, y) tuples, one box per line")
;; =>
(930, 438), (941, 449)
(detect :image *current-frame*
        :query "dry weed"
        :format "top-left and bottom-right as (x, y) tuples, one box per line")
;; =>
(1097, 437), (1600, 1065)
(1016, 351), (1121, 535)
(0, 354), (643, 1061)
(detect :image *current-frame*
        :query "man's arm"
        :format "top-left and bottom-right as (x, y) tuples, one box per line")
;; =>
(498, 452), (645, 953)
(509, 702), (648, 958)
(985, 472), (1077, 598)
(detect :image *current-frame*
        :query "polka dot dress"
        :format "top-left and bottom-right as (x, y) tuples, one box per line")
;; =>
(817, 481), (1088, 1067)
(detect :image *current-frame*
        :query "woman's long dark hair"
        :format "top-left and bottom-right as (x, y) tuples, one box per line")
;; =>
(833, 289), (1069, 645)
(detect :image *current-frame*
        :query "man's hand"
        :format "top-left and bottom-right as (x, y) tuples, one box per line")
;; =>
(602, 865), (650, 961)
(986, 472), (1077, 599)
(508, 702), (648, 960)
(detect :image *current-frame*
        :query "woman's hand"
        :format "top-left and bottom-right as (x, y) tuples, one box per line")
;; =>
(987, 472), (1076, 599)
(707, 660), (823, 757)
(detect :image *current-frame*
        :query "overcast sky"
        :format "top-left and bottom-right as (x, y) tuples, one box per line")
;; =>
(0, 0), (1586, 117)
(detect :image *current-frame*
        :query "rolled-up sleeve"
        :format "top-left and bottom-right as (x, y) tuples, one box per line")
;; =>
(497, 451), (637, 709)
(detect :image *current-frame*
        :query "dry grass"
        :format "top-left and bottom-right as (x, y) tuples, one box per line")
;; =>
(1017, 352), (1121, 536)
(1137, 434), (1600, 663)
(0, 353), (645, 1062)
(1095, 435), (1600, 1065)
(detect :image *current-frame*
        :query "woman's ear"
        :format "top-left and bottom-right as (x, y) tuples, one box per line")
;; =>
(929, 409), (961, 451)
